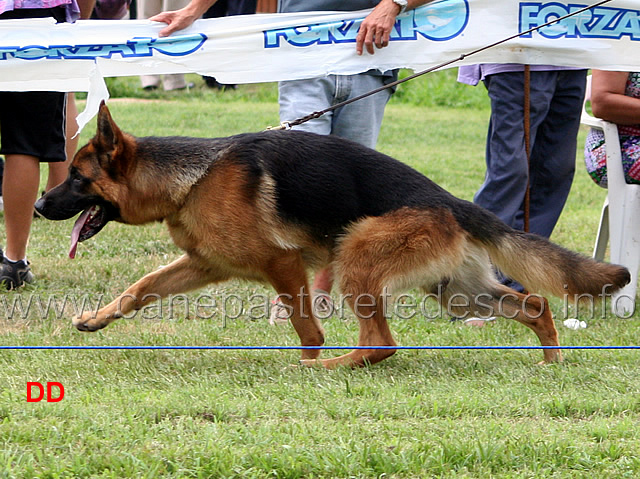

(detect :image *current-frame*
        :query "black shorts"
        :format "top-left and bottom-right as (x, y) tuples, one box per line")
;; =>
(0, 7), (68, 163)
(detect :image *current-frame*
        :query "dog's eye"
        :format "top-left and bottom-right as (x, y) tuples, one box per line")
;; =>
(70, 170), (89, 188)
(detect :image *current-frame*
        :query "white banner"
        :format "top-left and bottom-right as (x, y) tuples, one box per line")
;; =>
(2, 0), (638, 129)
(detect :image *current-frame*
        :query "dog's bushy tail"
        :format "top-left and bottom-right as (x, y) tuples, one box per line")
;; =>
(484, 230), (630, 298)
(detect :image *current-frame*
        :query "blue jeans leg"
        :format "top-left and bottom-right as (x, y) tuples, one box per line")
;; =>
(278, 74), (391, 149)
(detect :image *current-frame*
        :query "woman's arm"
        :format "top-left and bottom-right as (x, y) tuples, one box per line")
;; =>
(591, 70), (640, 125)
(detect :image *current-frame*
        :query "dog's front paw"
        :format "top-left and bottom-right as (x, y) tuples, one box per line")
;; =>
(72, 311), (114, 332)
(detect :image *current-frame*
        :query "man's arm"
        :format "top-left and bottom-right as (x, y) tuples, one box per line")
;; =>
(150, 0), (218, 37)
(356, 0), (435, 55)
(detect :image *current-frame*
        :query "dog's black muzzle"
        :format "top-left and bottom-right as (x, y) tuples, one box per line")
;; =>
(34, 183), (101, 221)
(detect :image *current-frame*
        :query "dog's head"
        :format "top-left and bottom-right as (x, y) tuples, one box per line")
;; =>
(35, 101), (130, 258)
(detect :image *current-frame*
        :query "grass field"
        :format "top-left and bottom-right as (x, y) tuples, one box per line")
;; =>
(2, 71), (640, 478)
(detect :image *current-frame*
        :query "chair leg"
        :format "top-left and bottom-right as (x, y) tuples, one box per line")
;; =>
(611, 237), (640, 316)
(593, 200), (609, 261)
(612, 271), (638, 317)
(608, 195), (640, 316)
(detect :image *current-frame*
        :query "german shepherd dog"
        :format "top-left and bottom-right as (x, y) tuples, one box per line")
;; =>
(35, 103), (630, 368)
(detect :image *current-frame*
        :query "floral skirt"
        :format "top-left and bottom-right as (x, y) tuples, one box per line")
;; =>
(584, 129), (640, 188)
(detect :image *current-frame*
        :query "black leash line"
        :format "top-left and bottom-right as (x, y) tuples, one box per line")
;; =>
(269, 0), (614, 130)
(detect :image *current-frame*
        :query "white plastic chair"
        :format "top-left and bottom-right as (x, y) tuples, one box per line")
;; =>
(581, 75), (640, 316)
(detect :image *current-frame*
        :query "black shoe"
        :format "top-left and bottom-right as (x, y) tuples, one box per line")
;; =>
(203, 76), (236, 91)
(203, 76), (221, 88)
(0, 257), (35, 290)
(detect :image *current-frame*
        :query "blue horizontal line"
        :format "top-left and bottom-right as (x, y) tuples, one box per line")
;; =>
(0, 346), (639, 350)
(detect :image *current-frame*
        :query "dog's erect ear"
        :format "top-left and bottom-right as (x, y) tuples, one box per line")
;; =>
(92, 100), (132, 176)
(94, 100), (124, 154)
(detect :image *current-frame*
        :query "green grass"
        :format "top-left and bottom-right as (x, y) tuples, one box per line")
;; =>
(2, 72), (639, 478)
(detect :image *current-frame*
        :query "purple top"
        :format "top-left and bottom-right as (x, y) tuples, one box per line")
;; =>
(457, 64), (579, 86)
(0, 0), (79, 22)
(1, 0), (70, 13)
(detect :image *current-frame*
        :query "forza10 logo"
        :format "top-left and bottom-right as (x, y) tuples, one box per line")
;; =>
(263, 0), (469, 48)
(520, 2), (640, 41)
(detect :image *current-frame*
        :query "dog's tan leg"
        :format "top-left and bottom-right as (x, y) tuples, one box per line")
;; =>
(493, 288), (562, 364)
(73, 254), (224, 331)
(264, 252), (325, 360)
(301, 293), (397, 369)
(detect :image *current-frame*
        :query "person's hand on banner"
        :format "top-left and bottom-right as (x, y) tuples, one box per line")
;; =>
(356, 0), (434, 55)
(150, 0), (216, 37)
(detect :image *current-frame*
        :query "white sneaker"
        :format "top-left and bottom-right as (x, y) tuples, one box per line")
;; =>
(463, 316), (496, 327)
(312, 290), (334, 319)
(269, 298), (290, 325)
(563, 318), (587, 330)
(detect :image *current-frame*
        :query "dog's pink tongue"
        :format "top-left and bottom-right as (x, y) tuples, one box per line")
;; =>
(69, 209), (92, 259)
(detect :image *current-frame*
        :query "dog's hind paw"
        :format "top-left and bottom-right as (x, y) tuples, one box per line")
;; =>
(299, 359), (324, 368)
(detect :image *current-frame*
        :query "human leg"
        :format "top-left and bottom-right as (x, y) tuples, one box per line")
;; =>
(3, 154), (40, 262)
(157, 0), (193, 90)
(138, 0), (163, 90)
(270, 267), (334, 324)
(471, 71), (551, 298)
(278, 77), (335, 135)
(330, 73), (392, 149)
(226, 0), (256, 15)
(201, 0), (255, 89)
(161, 74), (188, 91)
(311, 267), (334, 319)
(0, 89), (67, 287)
(474, 72), (533, 229)
(528, 69), (586, 237)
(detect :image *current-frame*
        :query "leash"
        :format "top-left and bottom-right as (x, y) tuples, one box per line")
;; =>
(267, 0), (613, 131)
(523, 65), (531, 233)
